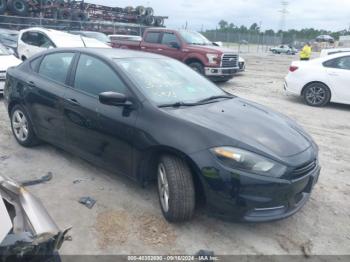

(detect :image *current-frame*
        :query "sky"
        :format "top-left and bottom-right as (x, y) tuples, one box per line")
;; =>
(91, 0), (350, 32)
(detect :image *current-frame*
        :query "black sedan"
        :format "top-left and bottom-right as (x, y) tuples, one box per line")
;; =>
(3, 48), (320, 223)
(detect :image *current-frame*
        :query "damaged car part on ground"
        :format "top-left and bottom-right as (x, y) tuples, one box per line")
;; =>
(3, 48), (320, 223)
(0, 175), (70, 261)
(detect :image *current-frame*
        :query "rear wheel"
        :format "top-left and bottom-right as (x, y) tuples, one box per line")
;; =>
(10, 105), (39, 147)
(303, 82), (331, 107)
(157, 155), (195, 223)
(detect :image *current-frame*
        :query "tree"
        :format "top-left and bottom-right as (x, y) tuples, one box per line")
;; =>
(249, 22), (260, 32)
(219, 20), (228, 30)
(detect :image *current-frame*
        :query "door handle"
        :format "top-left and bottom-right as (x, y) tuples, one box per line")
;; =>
(157, 48), (163, 51)
(329, 73), (338, 76)
(66, 98), (80, 106)
(141, 46), (146, 49)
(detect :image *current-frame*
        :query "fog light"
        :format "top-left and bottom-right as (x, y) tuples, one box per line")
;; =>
(211, 69), (218, 73)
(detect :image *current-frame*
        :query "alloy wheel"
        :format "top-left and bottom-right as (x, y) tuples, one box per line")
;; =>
(12, 109), (29, 142)
(305, 85), (326, 106)
(158, 163), (170, 212)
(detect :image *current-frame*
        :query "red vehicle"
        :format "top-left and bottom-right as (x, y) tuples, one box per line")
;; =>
(112, 28), (239, 82)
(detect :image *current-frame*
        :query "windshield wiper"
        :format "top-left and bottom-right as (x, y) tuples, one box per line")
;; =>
(197, 95), (234, 103)
(158, 101), (198, 108)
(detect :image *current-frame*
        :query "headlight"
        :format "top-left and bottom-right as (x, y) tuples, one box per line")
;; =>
(211, 147), (287, 178)
(206, 53), (220, 64)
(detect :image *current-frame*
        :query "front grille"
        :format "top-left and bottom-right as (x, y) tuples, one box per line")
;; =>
(291, 160), (317, 179)
(221, 54), (238, 68)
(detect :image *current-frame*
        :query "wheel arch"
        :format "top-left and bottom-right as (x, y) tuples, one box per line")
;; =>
(184, 57), (205, 66)
(137, 145), (206, 205)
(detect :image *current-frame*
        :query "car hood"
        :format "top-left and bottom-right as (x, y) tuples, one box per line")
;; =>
(168, 98), (311, 158)
(0, 55), (21, 71)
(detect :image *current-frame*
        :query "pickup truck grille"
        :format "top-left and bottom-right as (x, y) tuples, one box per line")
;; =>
(221, 54), (239, 68)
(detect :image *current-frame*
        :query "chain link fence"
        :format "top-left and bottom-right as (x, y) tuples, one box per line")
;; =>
(202, 31), (283, 53)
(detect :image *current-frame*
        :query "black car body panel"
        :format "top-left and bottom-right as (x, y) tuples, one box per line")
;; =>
(4, 48), (320, 222)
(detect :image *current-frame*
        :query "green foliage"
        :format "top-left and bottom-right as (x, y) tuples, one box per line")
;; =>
(210, 20), (349, 42)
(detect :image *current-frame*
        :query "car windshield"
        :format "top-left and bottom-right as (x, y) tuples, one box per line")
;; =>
(179, 30), (213, 45)
(115, 58), (227, 106)
(0, 44), (11, 55)
(84, 32), (110, 43)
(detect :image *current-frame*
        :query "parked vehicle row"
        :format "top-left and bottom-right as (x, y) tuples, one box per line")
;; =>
(3, 48), (320, 223)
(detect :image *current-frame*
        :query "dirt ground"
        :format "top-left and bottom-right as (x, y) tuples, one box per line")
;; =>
(0, 53), (349, 256)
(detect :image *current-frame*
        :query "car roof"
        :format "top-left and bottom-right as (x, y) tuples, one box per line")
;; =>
(43, 47), (169, 60)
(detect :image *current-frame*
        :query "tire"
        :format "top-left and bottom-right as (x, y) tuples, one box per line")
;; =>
(136, 5), (145, 15)
(157, 155), (195, 222)
(8, 0), (28, 16)
(0, 0), (7, 15)
(10, 105), (40, 147)
(143, 15), (154, 25)
(124, 6), (134, 13)
(58, 9), (72, 20)
(155, 17), (164, 26)
(303, 82), (331, 107)
(145, 7), (154, 16)
(188, 62), (204, 75)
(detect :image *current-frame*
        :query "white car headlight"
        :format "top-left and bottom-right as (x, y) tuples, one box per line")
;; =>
(211, 147), (287, 178)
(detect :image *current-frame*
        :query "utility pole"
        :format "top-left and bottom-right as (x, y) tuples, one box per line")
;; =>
(278, 1), (289, 44)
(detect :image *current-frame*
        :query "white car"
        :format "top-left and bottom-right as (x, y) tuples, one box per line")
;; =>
(320, 48), (350, 57)
(0, 43), (21, 94)
(284, 52), (350, 106)
(17, 27), (110, 61)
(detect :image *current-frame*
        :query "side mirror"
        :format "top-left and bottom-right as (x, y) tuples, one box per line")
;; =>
(99, 92), (133, 107)
(169, 42), (180, 49)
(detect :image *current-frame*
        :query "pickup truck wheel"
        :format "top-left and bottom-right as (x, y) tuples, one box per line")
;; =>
(188, 62), (204, 75)
(157, 155), (195, 223)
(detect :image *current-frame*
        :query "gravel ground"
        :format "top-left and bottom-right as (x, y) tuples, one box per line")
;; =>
(0, 53), (349, 256)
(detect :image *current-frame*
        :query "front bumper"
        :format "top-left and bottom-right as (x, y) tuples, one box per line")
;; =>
(204, 66), (239, 76)
(190, 149), (320, 222)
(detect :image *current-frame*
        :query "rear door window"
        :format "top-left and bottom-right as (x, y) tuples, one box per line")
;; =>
(144, 32), (161, 43)
(161, 33), (180, 47)
(38, 52), (75, 84)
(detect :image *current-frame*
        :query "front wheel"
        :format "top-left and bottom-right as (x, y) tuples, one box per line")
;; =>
(303, 83), (331, 107)
(188, 62), (204, 75)
(157, 155), (195, 223)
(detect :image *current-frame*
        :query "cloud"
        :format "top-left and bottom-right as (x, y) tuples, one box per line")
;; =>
(90, 0), (350, 31)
